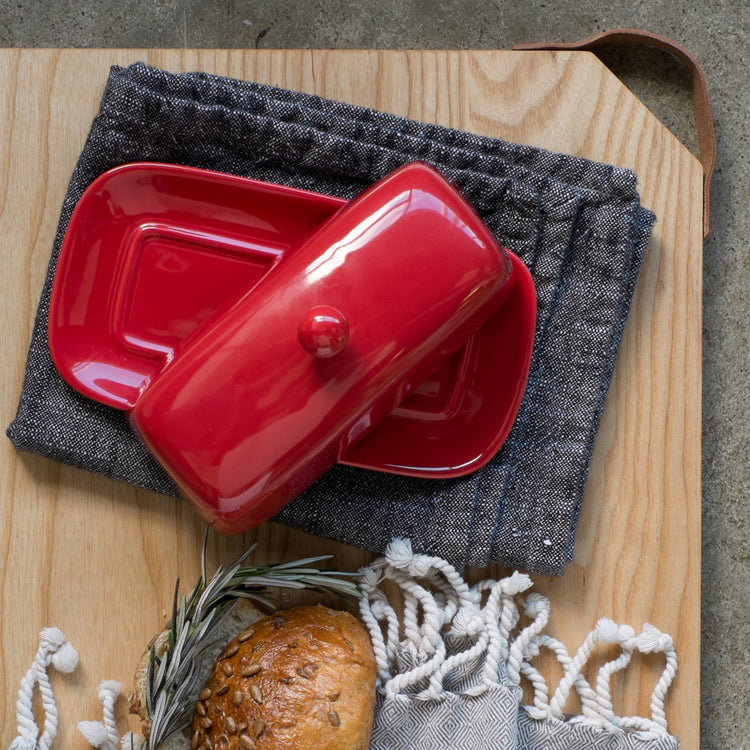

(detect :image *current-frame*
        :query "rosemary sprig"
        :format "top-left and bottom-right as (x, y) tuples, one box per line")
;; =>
(143, 538), (361, 749)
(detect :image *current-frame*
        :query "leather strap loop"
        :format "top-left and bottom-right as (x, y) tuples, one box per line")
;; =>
(514, 28), (715, 238)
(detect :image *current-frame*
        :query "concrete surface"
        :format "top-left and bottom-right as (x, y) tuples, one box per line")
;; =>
(1, 1), (747, 747)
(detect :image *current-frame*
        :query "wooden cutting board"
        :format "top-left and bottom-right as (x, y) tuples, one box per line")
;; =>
(0, 49), (702, 749)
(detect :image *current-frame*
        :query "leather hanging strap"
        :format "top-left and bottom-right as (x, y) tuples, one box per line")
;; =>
(514, 28), (716, 239)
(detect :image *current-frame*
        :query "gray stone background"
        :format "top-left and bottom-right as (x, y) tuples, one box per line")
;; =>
(1, 1), (746, 747)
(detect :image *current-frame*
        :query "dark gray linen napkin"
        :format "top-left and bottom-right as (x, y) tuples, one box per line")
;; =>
(6, 62), (654, 575)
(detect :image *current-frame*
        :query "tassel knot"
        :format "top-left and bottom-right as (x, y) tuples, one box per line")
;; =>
(384, 538), (415, 569)
(50, 643), (79, 674)
(638, 623), (674, 653)
(450, 606), (484, 638)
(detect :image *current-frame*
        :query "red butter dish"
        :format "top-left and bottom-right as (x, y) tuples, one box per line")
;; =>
(49, 162), (536, 532)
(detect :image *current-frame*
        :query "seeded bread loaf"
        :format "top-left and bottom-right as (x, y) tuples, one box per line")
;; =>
(190, 605), (377, 750)
(131, 602), (377, 750)
(131, 598), (267, 750)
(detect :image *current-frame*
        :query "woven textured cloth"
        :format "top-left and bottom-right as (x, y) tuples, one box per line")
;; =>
(6, 62), (655, 574)
(516, 713), (680, 750)
(373, 686), (521, 750)
(360, 540), (680, 750)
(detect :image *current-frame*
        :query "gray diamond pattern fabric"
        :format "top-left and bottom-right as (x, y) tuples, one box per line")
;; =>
(373, 687), (522, 750)
(516, 713), (681, 750)
(6, 62), (655, 575)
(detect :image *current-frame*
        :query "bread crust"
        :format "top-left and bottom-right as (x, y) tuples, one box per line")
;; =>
(190, 605), (376, 750)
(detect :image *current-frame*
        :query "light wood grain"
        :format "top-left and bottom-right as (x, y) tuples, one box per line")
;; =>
(0, 49), (702, 749)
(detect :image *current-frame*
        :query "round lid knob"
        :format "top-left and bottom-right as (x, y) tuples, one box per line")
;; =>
(297, 305), (349, 358)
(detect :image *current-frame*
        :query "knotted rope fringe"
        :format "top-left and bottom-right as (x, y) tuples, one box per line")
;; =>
(77, 681), (139, 750)
(13, 542), (676, 749)
(359, 539), (677, 738)
(7, 628), (79, 750)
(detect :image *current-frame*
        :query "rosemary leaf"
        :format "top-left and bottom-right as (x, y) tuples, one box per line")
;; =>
(270, 555), (337, 569)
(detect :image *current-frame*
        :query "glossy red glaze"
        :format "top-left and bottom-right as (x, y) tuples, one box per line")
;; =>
(297, 305), (350, 358)
(49, 161), (536, 532)
(130, 163), (513, 530)
(49, 163), (343, 409)
(341, 250), (536, 477)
